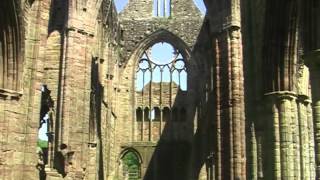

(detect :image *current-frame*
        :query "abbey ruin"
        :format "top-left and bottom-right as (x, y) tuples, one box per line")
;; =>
(0, 0), (320, 179)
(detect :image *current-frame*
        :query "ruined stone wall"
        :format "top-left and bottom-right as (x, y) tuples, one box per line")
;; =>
(0, 0), (55, 179)
(49, 0), (123, 179)
(0, 0), (122, 179)
(98, 3), (123, 178)
(1, 0), (319, 180)
(119, 0), (203, 62)
(240, 0), (316, 179)
(199, 0), (316, 179)
(135, 82), (188, 142)
(114, 0), (203, 179)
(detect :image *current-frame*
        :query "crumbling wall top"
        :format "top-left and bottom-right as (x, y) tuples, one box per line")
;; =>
(118, 0), (204, 64)
(119, 0), (203, 20)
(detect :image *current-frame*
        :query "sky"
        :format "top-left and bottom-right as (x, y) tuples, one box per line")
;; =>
(38, 114), (49, 141)
(114, 0), (207, 14)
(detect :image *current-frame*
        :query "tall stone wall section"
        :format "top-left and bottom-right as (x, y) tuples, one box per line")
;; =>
(115, 0), (204, 179)
(0, 0), (122, 179)
(1, 0), (320, 180)
(0, 0), (55, 179)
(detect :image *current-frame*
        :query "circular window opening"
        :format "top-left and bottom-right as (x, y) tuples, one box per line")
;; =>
(135, 42), (187, 91)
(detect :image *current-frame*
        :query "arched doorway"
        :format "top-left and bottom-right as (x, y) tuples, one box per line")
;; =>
(120, 149), (142, 180)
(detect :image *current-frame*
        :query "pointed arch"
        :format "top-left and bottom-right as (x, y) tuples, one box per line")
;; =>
(130, 29), (192, 66)
(119, 147), (143, 164)
(119, 148), (143, 179)
(0, 0), (24, 92)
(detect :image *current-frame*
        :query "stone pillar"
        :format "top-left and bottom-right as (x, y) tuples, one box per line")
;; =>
(249, 123), (258, 180)
(304, 49), (320, 179)
(229, 27), (246, 180)
(264, 92), (297, 180)
(213, 26), (246, 180)
(297, 95), (311, 179)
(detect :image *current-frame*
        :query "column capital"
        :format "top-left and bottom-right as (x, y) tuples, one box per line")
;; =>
(264, 91), (297, 104)
(264, 91), (297, 102)
(303, 49), (320, 69)
(297, 94), (312, 105)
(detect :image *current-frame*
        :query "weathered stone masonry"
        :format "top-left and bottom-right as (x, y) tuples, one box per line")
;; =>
(0, 0), (320, 180)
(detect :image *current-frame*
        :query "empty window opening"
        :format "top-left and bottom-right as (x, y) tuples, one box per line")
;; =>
(136, 107), (143, 121)
(135, 42), (187, 91)
(135, 42), (188, 141)
(37, 85), (53, 179)
(144, 107), (150, 121)
(121, 151), (141, 180)
(163, 107), (171, 122)
(153, 0), (171, 17)
(151, 107), (161, 121)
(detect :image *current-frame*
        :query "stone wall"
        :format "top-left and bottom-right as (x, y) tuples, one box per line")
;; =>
(0, 0), (53, 179)
(115, 0), (204, 179)
(0, 0), (122, 179)
(1, 0), (320, 180)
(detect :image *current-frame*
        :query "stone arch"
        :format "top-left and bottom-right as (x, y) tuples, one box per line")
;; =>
(119, 147), (143, 164)
(136, 107), (143, 122)
(127, 29), (195, 93)
(129, 29), (192, 68)
(119, 148), (143, 179)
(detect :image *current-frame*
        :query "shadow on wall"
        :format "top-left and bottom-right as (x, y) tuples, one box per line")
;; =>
(135, 21), (218, 180)
(89, 57), (105, 178)
(41, 0), (70, 177)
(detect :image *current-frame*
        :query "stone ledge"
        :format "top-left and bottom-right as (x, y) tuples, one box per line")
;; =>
(0, 88), (23, 100)
(264, 91), (297, 102)
(121, 141), (157, 148)
(264, 91), (297, 97)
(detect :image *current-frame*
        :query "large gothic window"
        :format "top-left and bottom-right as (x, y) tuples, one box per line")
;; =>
(135, 42), (187, 141)
(0, 0), (22, 91)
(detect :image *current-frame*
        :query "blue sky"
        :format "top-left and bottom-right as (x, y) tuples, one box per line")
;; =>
(114, 0), (206, 14)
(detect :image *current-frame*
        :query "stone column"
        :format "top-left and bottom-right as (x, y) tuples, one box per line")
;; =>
(264, 92), (296, 180)
(229, 27), (246, 180)
(307, 99), (317, 179)
(304, 49), (320, 178)
(249, 123), (258, 180)
(297, 95), (311, 179)
(213, 26), (246, 180)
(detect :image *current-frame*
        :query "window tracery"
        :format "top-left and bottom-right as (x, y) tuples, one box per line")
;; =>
(135, 42), (188, 141)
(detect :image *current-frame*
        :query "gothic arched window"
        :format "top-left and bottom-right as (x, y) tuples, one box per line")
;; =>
(135, 42), (188, 141)
(136, 107), (143, 122)
(0, 0), (23, 92)
(135, 42), (187, 92)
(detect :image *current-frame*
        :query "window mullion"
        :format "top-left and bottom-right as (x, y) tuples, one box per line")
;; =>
(149, 69), (153, 141)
